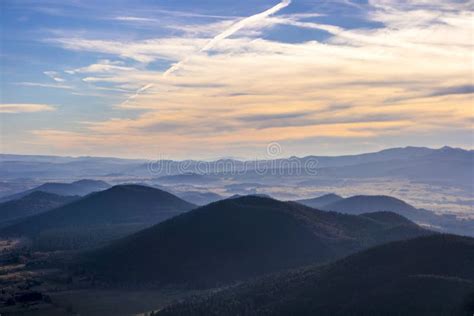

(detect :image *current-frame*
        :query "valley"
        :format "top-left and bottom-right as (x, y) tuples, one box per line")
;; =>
(0, 147), (472, 315)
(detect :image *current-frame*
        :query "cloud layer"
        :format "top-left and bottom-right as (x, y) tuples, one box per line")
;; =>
(0, 104), (56, 113)
(2, 0), (473, 158)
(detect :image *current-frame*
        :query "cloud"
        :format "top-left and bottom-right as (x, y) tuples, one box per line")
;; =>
(24, 0), (474, 158)
(114, 16), (155, 22)
(122, 0), (292, 105)
(428, 85), (474, 97)
(386, 84), (474, 103)
(15, 82), (73, 89)
(44, 71), (65, 82)
(0, 103), (56, 113)
(48, 37), (206, 63)
(66, 59), (133, 74)
(237, 111), (312, 122)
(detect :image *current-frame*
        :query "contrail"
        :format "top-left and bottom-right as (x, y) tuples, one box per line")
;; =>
(122, 0), (291, 105)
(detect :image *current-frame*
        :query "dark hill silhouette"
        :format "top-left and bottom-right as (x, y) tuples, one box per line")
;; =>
(324, 195), (417, 214)
(0, 191), (78, 228)
(359, 211), (415, 226)
(0, 185), (195, 249)
(227, 193), (273, 200)
(297, 193), (343, 209)
(159, 234), (474, 316)
(0, 179), (110, 202)
(83, 196), (430, 288)
(323, 195), (474, 237)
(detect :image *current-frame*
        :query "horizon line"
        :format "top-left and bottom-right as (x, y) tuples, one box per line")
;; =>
(0, 145), (471, 163)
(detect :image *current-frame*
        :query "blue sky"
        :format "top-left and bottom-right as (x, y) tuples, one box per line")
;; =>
(1, 0), (472, 159)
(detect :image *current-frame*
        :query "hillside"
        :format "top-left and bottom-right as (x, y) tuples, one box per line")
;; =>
(324, 195), (418, 214)
(0, 179), (110, 202)
(297, 193), (343, 209)
(0, 191), (78, 228)
(159, 234), (474, 316)
(82, 196), (430, 288)
(0, 185), (195, 249)
(323, 195), (474, 237)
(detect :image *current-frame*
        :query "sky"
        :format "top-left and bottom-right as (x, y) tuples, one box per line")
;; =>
(0, 0), (473, 160)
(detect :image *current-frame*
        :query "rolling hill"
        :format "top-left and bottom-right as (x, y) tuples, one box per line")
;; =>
(82, 196), (430, 288)
(0, 179), (110, 202)
(321, 195), (474, 237)
(159, 234), (474, 316)
(0, 185), (195, 249)
(297, 193), (343, 209)
(324, 195), (419, 214)
(0, 191), (78, 228)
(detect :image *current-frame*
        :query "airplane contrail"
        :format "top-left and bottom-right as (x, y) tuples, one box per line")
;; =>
(122, 0), (291, 105)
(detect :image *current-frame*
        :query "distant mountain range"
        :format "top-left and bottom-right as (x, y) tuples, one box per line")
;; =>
(0, 185), (195, 249)
(298, 194), (474, 237)
(1, 146), (472, 190)
(175, 191), (222, 206)
(297, 193), (343, 209)
(0, 191), (78, 228)
(323, 194), (420, 214)
(82, 196), (430, 288)
(0, 179), (110, 202)
(159, 234), (474, 316)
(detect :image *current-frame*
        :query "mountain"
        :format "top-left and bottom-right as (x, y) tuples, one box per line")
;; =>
(312, 146), (474, 190)
(322, 195), (474, 237)
(227, 193), (273, 199)
(176, 191), (222, 206)
(159, 234), (474, 316)
(1, 146), (472, 190)
(82, 196), (430, 288)
(297, 193), (343, 209)
(0, 191), (78, 228)
(0, 179), (110, 202)
(324, 195), (417, 214)
(0, 185), (195, 249)
(0, 155), (147, 180)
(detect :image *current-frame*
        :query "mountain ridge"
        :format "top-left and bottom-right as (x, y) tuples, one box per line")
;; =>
(0, 185), (196, 249)
(0, 191), (78, 228)
(159, 234), (474, 316)
(0, 179), (110, 202)
(298, 194), (474, 237)
(82, 195), (431, 287)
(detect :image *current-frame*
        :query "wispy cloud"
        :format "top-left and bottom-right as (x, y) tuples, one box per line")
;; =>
(11, 0), (472, 157)
(48, 37), (205, 63)
(66, 59), (133, 74)
(114, 16), (155, 22)
(429, 85), (474, 97)
(123, 0), (292, 105)
(0, 103), (56, 113)
(44, 70), (66, 82)
(15, 82), (73, 90)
